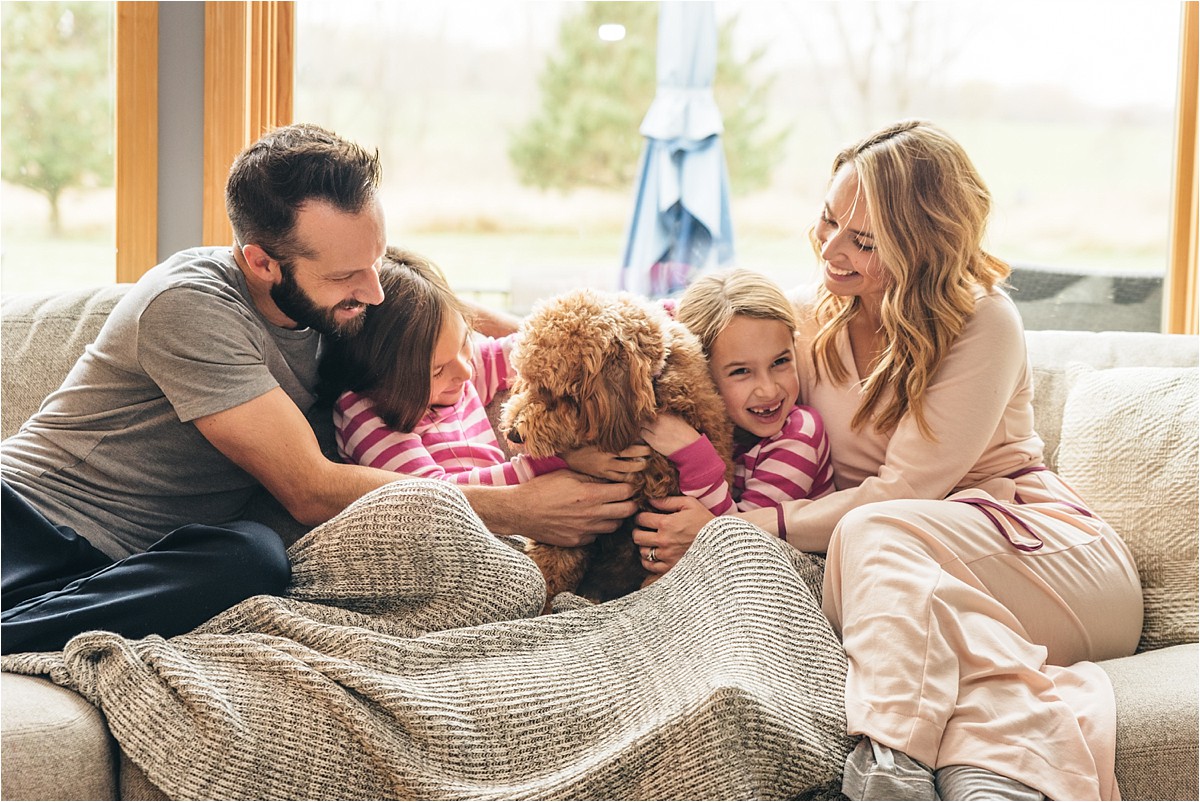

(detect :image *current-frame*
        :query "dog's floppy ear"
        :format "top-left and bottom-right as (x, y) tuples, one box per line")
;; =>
(579, 357), (644, 453)
(571, 315), (615, 401)
(574, 297), (667, 452)
(615, 294), (669, 399)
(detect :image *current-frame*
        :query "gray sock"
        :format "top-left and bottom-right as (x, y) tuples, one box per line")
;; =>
(841, 738), (936, 801)
(934, 764), (1045, 800)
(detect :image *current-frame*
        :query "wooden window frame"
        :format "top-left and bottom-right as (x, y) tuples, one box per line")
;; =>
(1166, 1), (1198, 335)
(115, 2), (158, 283)
(114, 2), (292, 284)
(202, 1), (294, 248)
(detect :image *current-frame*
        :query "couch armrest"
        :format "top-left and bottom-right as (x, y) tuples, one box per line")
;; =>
(1101, 643), (1200, 800)
(1, 672), (117, 800)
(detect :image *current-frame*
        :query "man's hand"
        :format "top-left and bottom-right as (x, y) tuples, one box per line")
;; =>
(562, 444), (652, 482)
(465, 470), (638, 546)
(194, 389), (640, 542)
(632, 495), (714, 574)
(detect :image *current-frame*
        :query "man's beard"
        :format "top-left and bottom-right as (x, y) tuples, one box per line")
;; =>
(270, 265), (365, 338)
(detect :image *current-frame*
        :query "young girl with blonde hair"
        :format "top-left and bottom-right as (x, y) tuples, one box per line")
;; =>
(633, 121), (1142, 801)
(641, 268), (833, 533)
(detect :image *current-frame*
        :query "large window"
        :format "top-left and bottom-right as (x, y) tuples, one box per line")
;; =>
(0, 1), (1190, 334)
(295, 0), (1182, 329)
(0, 2), (289, 298)
(1, 1), (117, 296)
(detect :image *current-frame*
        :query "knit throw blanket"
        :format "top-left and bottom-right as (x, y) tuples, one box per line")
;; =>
(2, 480), (853, 800)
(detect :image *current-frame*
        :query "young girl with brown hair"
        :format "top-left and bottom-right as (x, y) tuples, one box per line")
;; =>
(321, 248), (638, 486)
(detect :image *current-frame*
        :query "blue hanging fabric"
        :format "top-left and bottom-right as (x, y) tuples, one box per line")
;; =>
(620, 1), (735, 299)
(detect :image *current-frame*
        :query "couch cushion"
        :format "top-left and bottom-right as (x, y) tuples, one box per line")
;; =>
(0, 672), (117, 800)
(1024, 330), (1198, 471)
(1, 285), (131, 440)
(1056, 365), (1199, 652)
(1101, 643), (1200, 801)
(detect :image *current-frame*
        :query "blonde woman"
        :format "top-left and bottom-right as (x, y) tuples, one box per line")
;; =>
(633, 120), (1142, 800)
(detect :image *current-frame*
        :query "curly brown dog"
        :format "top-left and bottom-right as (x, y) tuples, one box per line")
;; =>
(500, 288), (733, 608)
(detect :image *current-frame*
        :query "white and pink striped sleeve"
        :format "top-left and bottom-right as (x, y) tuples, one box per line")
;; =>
(333, 390), (440, 475)
(333, 388), (564, 485)
(737, 405), (834, 511)
(666, 435), (736, 515)
(470, 333), (517, 407)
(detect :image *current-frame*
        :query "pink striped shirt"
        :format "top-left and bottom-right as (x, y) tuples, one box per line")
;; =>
(669, 405), (834, 518)
(333, 333), (566, 485)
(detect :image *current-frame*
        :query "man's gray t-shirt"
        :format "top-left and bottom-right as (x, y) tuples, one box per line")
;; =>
(1, 247), (322, 559)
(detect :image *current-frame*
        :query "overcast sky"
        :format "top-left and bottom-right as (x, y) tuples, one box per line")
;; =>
(297, 0), (1184, 111)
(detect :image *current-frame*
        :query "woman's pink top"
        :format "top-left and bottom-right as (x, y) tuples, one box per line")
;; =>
(780, 285), (1045, 548)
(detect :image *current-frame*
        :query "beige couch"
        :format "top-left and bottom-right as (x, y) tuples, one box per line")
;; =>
(1, 285), (1197, 800)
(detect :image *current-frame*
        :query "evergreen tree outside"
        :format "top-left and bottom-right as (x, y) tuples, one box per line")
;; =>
(509, 2), (657, 191)
(1, 2), (114, 236)
(509, 2), (787, 195)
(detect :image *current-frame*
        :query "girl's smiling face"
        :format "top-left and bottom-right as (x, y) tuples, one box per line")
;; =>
(428, 311), (473, 408)
(708, 315), (800, 439)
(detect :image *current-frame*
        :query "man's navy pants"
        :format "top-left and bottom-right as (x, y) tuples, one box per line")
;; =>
(1, 480), (290, 654)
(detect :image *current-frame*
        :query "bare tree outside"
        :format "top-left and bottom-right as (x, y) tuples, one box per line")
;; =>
(776, 1), (970, 140)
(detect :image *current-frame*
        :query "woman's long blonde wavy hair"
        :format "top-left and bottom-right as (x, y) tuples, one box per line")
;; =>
(810, 120), (1010, 439)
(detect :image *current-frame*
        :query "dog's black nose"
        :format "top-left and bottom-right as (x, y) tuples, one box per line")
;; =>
(507, 428), (524, 445)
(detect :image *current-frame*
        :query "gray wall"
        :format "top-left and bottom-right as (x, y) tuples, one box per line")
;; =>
(156, 1), (205, 260)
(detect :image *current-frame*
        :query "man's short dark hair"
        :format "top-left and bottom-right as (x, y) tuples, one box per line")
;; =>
(226, 123), (382, 262)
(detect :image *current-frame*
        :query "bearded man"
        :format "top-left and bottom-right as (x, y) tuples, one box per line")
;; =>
(2, 124), (637, 654)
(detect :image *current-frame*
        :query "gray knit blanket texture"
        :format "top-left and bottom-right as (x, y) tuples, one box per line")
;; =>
(2, 480), (853, 800)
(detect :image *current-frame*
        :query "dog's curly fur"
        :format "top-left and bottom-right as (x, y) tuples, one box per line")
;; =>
(501, 289), (734, 608)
